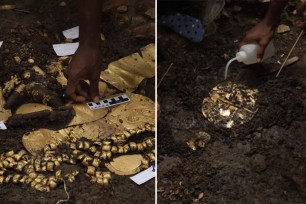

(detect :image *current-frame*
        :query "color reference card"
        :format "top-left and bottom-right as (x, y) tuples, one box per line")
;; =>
(52, 42), (79, 56)
(62, 26), (79, 39)
(130, 165), (156, 185)
(0, 121), (7, 130)
(87, 94), (130, 110)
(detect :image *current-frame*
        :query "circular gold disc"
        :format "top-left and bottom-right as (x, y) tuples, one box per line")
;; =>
(202, 82), (258, 128)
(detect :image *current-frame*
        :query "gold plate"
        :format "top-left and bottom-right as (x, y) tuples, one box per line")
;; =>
(22, 129), (66, 154)
(61, 120), (116, 141)
(100, 44), (155, 92)
(105, 94), (155, 131)
(15, 103), (52, 115)
(68, 103), (109, 126)
(105, 154), (143, 175)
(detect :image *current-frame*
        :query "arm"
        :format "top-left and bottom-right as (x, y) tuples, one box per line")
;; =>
(65, 0), (103, 103)
(294, 1), (306, 29)
(240, 0), (288, 61)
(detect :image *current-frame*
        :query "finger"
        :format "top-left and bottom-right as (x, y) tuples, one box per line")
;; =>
(295, 2), (306, 15)
(76, 81), (90, 99)
(68, 93), (86, 103)
(65, 78), (86, 103)
(89, 72), (100, 103)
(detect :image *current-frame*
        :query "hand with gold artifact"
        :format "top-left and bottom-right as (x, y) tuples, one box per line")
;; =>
(65, 0), (103, 103)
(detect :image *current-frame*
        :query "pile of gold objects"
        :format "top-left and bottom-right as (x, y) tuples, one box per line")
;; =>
(0, 43), (156, 192)
(0, 133), (155, 192)
(202, 82), (258, 128)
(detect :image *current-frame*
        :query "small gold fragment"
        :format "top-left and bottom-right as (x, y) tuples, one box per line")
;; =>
(87, 166), (96, 175)
(0, 5), (17, 10)
(28, 58), (35, 64)
(48, 180), (57, 189)
(29, 172), (37, 179)
(4, 175), (13, 183)
(5, 150), (15, 157)
(14, 56), (21, 64)
(102, 145), (111, 151)
(102, 172), (111, 179)
(92, 158), (101, 168)
(46, 162), (54, 171)
(12, 174), (21, 183)
(111, 146), (118, 154)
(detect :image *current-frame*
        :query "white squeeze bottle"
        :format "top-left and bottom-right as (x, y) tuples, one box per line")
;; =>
(224, 41), (275, 79)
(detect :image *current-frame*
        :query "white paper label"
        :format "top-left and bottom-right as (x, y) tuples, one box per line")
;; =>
(0, 41), (3, 48)
(62, 26), (79, 39)
(0, 121), (7, 130)
(52, 42), (79, 56)
(87, 94), (130, 110)
(130, 165), (156, 185)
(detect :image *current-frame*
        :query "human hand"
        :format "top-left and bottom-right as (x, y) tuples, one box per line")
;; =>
(294, 1), (306, 30)
(240, 20), (275, 61)
(65, 46), (102, 103)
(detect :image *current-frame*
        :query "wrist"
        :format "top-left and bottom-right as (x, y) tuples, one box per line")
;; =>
(79, 38), (101, 49)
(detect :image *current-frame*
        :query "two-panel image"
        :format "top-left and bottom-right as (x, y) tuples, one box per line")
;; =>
(0, 0), (305, 203)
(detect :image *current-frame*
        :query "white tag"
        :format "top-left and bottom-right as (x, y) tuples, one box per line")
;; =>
(87, 94), (130, 110)
(62, 26), (79, 39)
(0, 41), (3, 48)
(130, 165), (156, 185)
(0, 121), (7, 130)
(52, 42), (79, 56)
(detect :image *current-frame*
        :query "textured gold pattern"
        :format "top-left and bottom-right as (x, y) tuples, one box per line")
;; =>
(202, 82), (258, 128)
(100, 44), (155, 91)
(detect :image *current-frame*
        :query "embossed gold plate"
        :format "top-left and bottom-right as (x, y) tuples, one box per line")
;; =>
(100, 44), (155, 91)
(105, 154), (143, 175)
(105, 94), (155, 132)
(68, 103), (109, 126)
(16, 103), (52, 115)
(22, 129), (66, 155)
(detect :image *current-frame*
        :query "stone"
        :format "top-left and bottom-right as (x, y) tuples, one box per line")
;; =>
(277, 24), (290, 34)
(117, 5), (127, 13)
(252, 154), (267, 172)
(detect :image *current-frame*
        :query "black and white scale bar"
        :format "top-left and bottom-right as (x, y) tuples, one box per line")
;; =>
(87, 94), (130, 110)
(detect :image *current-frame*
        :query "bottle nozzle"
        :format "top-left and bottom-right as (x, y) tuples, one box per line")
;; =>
(236, 51), (247, 62)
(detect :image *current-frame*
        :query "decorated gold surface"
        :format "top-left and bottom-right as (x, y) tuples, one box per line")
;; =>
(105, 94), (155, 131)
(16, 103), (52, 115)
(202, 82), (258, 128)
(61, 120), (116, 141)
(100, 44), (155, 91)
(105, 154), (143, 175)
(22, 129), (66, 155)
(0, 88), (12, 121)
(68, 103), (109, 126)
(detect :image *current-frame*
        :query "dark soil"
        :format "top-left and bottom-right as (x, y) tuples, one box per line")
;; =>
(157, 1), (306, 203)
(0, 0), (154, 203)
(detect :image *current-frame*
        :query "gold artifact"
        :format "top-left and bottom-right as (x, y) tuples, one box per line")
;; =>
(202, 82), (258, 128)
